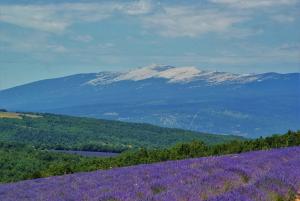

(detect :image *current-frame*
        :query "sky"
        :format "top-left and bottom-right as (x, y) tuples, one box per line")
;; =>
(0, 0), (300, 90)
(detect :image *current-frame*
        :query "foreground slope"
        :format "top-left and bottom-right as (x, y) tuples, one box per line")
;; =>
(0, 65), (299, 137)
(1, 130), (298, 184)
(0, 112), (242, 151)
(1, 146), (299, 201)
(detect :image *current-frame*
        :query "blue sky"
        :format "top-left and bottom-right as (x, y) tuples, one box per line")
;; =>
(0, 0), (299, 89)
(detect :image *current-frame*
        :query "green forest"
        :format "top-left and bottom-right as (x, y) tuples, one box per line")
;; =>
(1, 130), (299, 183)
(0, 112), (243, 152)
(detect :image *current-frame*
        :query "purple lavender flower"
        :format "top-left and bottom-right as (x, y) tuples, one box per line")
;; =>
(0, 147), (299, 201)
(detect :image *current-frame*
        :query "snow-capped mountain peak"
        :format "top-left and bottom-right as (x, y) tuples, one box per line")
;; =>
(86, 72), (122, 86)
(144, 64), (175, 72)
(86, 65), (264, 86)
(115, 64), (166, 81)
(115, 65), (203, 83)
(157, 66), (203, 82)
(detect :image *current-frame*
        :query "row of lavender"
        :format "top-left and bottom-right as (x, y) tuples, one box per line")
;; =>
(1, 146), (299, 201)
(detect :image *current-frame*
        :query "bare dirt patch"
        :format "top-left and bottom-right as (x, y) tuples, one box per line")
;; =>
(0, 112), (22, 119)
(0, 112), (42, 119)
(295, 190), (300, 201)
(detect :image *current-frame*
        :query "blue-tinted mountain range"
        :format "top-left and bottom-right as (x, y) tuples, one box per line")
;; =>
(0, 65), (299, 137)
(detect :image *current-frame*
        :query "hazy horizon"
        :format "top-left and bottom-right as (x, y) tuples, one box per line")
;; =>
(1, 0), (299, 89)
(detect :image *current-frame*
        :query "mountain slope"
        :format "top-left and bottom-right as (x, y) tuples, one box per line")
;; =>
(0, 112), (243, 151)
(0, 65), (299, 137)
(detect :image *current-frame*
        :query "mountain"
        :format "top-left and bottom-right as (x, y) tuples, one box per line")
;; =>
(0, 111), (243, 151)
(0, 65), (299, 137)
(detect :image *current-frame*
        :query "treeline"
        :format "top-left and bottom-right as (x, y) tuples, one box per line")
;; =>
(0, 130), (299, 183)
(109, 130), (300, 166)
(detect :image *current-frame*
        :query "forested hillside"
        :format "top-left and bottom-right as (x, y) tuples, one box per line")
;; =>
(0, 112), (243, 152)
(1, 130), (299, 183)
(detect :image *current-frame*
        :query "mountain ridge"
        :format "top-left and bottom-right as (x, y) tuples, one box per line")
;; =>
(0, 65), (299, 137)
(80, 65), (297, 86)
(1, 65), (297, 92)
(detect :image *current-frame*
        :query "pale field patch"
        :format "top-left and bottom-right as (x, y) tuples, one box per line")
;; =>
(0, 112), (42, 119)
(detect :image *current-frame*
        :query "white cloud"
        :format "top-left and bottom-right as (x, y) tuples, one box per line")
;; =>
(0, 1), (154, 33)
(0, 0), (297, 38)
(229, 42), (300, 63)
(144, 43), (300, 67)
(270, 15), (295, 23)
(0, 5), (70, 33)
(0, 4), (92, 33)
(120, 0), (153, 15)
(97, 43), (115, 48)
(0, 1), (247, 38)
(209, 0), (298, 8)
(47, 44), (68, 53)
(274, 43), (300, 59)
(0, 31), (68, 54)
(142, 6), (245, 37)
(72, 35), (94, 42)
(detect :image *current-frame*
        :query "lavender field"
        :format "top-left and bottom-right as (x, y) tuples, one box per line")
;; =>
(1, 147), (300, 201)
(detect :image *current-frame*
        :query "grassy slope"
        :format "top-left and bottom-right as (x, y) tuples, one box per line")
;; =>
(0, 112), (244, 151)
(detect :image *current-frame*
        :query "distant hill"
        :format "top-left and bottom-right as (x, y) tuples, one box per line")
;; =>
(0, 65), (299, 137)
(0, 112), (243, 151)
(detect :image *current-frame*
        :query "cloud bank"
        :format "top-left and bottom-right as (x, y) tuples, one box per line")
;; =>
(0, 0), (298, 37)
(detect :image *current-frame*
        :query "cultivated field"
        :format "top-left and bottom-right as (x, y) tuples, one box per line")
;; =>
(0, 112), (42, 119)
(0, 112), (22, 119)
(0, 146), (299, 201)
